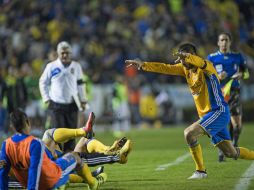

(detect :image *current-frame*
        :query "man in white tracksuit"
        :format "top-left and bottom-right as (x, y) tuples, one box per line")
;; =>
(39, 41), (87, 152)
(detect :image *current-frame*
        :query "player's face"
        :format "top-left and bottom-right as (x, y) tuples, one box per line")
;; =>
(59, 48), (72, 65)
(182, 61), (194, 70)
(218, 34), (231, 53)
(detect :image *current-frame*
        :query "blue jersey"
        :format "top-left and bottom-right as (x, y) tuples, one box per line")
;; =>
(207, 51), (246, 88)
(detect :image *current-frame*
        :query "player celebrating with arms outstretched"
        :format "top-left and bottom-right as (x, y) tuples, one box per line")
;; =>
(126, 43), (254, 179)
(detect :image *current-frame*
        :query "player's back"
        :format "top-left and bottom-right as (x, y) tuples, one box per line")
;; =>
(5, 134), (62, 190)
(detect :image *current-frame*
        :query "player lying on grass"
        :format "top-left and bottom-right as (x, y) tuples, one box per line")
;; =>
(2, 111), (132, 189)
(41, 112), (132, 184)
(125, 43), (254, 179)
(42, 112), (132, 166)
(0, 109), (107, 190)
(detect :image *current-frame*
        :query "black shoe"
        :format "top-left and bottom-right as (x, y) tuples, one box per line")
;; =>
(118, 137), (128, 147)
(92, 166), (104, 177)
(218, 155), (226, 162)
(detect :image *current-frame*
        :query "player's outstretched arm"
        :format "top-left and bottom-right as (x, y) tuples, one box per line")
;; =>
(125, 59), (144, 70)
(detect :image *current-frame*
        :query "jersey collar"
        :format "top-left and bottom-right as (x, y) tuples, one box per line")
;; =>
(217, 50), (231, 55)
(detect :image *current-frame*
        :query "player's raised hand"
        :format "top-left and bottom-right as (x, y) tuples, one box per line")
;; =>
(231, 72), (243, 80)
(125, 59), (144, 70)
(219, 71), (228, 80)
(173, 52), (190, 63)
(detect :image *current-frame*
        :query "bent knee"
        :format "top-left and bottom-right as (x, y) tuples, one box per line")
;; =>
(184, 128), (195, 142)
(42, 129), (54, 142)
(65, 152), (82, 166)
(184, 128), (191, 139)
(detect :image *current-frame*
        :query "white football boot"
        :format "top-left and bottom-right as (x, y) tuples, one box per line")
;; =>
(188, 170), (208, 179)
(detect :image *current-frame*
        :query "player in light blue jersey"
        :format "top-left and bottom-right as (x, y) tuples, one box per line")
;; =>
(207, 32), (249, 162)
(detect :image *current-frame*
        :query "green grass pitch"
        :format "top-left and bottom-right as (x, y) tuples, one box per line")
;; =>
(2, 123), (254, 190)
(69, 123), (254, 190)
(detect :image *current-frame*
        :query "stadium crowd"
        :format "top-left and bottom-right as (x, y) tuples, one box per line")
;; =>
(0, 0), (254, 135)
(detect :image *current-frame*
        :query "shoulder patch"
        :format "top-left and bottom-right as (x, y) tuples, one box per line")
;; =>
(209, 52), (219, 57)
(51, 68), (61, 78)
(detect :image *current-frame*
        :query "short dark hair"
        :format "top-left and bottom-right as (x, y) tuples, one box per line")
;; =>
(178, 43), (197, 54)
(218, 32), (232, 41)
(10, 109), (29, 133)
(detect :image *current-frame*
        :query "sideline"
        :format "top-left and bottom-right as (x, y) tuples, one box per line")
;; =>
(155, 153), (190, 171)
(234, 161), (254, 190)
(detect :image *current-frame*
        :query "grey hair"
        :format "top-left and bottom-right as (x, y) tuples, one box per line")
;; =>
(57, 41), (72, 55)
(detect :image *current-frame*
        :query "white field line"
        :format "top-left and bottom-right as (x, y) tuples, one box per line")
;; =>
(234, 161), (254, 190)
(155, 153), (190, 171)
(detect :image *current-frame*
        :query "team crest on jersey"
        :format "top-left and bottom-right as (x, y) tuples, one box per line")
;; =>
(215, 64), (223, 73)
(190, 80), (202, 96)
(70, 68), (74, 74)
(224, 56), (228, 59)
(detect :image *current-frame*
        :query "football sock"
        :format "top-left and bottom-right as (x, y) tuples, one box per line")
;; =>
(238, 147), (254, 160)
(233, 126), (241, 147)
(189, 143), (205, 171)
(69, 174), (84, 183)
(229, 122), (233, 140)
(87, 139), (109, 153)
(53, 128), (86, 143)
(77, 164), (96, 186)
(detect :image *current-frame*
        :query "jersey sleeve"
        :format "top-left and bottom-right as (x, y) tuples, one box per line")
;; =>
(0, 141), (11, 190)
(185, 54), (217, 75)
(39, 64), (51, 103)
(76, 63), (86, 102)
(28, 139), (45, 190)
(206, 54), (212, 61)
(141, 62), (185, 76)
(238, 54), (249, 79)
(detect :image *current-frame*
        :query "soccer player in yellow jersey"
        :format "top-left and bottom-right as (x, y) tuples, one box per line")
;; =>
(125, 43), (254, 179)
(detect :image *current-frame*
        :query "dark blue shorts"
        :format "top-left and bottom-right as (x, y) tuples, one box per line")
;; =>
(199, 107), (231, 145)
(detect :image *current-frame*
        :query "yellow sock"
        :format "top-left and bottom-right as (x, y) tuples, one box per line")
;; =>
(239, 147), (254, 160)
(69, 174), (84, 183)
(189, 144), (205, 171)
(87, 139), (109, 153)
(77, 164), (96, 186)
(53, 128), (86, 143)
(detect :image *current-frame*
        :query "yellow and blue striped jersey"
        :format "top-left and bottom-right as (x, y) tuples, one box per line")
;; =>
(141, 54), (228, 117)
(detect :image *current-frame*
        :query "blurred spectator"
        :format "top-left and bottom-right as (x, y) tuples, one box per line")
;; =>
(1, 0), (253, 86)
(0, 66), (7, 135)
(139, 86), (161, 129)
(112, 75), (131, 137)
(5, 65), (27, 114)
(24, 62), (45, 132)
(0, 0), (254, 127)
